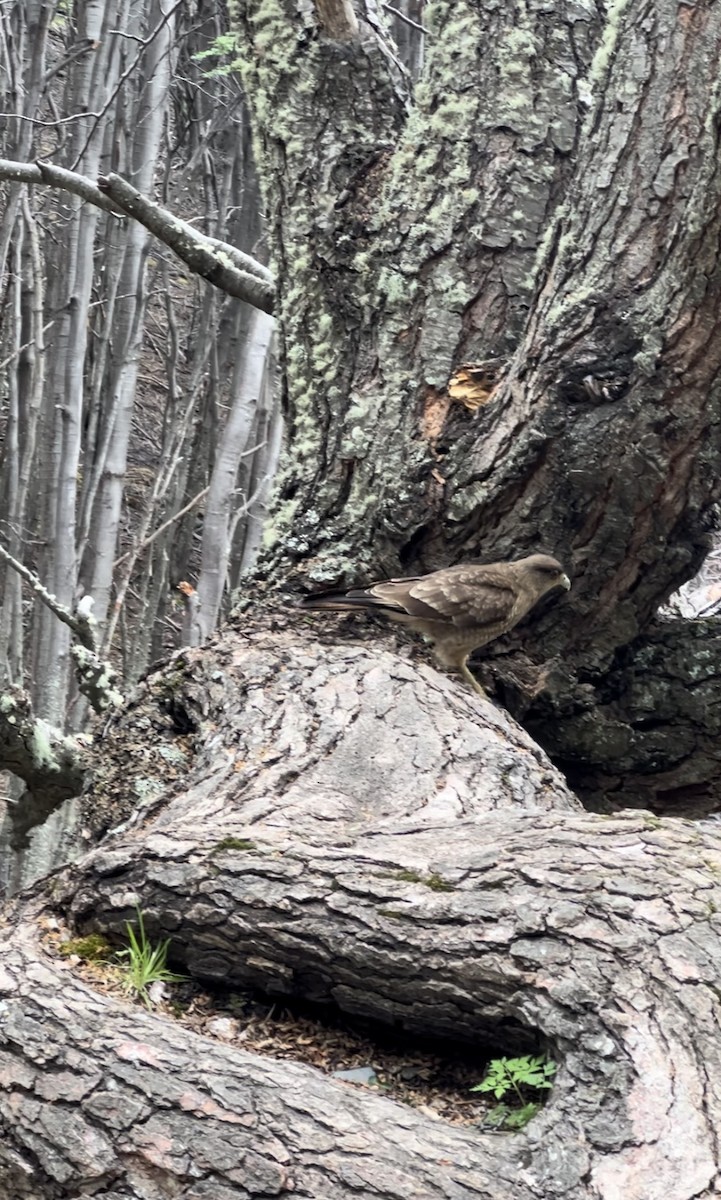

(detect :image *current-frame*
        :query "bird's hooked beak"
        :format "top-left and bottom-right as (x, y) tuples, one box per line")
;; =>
(559, 573), (571, 590)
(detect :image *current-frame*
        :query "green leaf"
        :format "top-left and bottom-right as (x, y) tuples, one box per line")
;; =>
(470, 1053), (557, 1119)
(482, 1103), (512, 1128)
(504, 1103), (540, 1129)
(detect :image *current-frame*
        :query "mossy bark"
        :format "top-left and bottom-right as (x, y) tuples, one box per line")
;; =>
(231, 0), (604, 582)
(231, 0), (721, 806)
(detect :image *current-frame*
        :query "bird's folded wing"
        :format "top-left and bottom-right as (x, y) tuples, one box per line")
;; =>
(374, 569), (517, 628)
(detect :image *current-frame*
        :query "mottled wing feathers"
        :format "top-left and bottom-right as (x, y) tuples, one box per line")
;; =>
(304, 565), (518, 629)
(404, 568), (517, 629)
(365, 571), (516, 629)
(299, 555), (569, 697)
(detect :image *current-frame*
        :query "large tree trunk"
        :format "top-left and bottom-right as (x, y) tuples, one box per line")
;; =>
(3, 623), (721, 1198)
(232, 0), (721, 806)
(3, 0), (721, 1195)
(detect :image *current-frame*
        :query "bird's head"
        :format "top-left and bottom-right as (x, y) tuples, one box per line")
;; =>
(515, 554), (571, 592)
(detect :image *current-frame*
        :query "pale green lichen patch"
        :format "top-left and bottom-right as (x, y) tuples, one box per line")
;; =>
(229, 0), (587, 572)
(587, 0), (634, 86)
(133, 777), (165, 801)
(31, 719), (60, 769)
(157, 744), (189, 765)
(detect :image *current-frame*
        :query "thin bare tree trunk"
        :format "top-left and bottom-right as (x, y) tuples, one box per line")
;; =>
(79, 0), (177, 633)
(195, 308), (275, 640)
(32, 0), (124, 723)
(235, 358), (283, 580)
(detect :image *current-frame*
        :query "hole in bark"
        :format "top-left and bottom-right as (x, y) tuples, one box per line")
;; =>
(398, 524), (431, 566)
(159, 697), (198, 734)
(629, 717), (667, 732)
(49, 917), (558, 1129)
(176, 982), (556, 1127)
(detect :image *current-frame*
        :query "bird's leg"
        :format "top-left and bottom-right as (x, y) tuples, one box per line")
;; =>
(460, 657), (486, 696)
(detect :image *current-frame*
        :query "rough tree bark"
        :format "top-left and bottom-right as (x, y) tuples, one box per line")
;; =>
(3, 0), (721, 1197)
(233, 0), (721, 807)
(3, 624), (721, 1198)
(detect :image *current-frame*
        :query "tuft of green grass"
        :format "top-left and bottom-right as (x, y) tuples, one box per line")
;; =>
(117, 908), (186, 1009)
(471, 1053), (557, 1130)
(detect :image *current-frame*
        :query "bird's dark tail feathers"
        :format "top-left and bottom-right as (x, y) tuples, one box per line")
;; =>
(298, 589), (392, 613)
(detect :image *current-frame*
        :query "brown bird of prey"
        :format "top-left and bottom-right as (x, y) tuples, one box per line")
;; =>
(299, 553), (570, 694)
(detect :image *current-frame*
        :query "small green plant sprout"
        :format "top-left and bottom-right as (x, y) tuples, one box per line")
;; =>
(471, 1053), (557, 1130)
(116, 907), (186, 1009)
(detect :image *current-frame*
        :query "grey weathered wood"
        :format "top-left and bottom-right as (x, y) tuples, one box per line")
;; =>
(0, 908), (534, 1200)
(2, 626), (720, 1197)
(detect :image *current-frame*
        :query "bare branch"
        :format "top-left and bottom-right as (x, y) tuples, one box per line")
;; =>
(0, 157), (115, 211)
(42, 38), (98, 88)
(113, 486), (210, 568)
(0, 320), (55, 373)
(0, 159), (275, 310)
(98, 173), (274, 309)
(69, 0), (187, 171)
(382, 2), (429, 34)
(0, 542), (96, 651)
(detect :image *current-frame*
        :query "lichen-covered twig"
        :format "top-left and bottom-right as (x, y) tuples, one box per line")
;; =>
(0, 542), (123, 713)
(0, 686), (90, 847)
